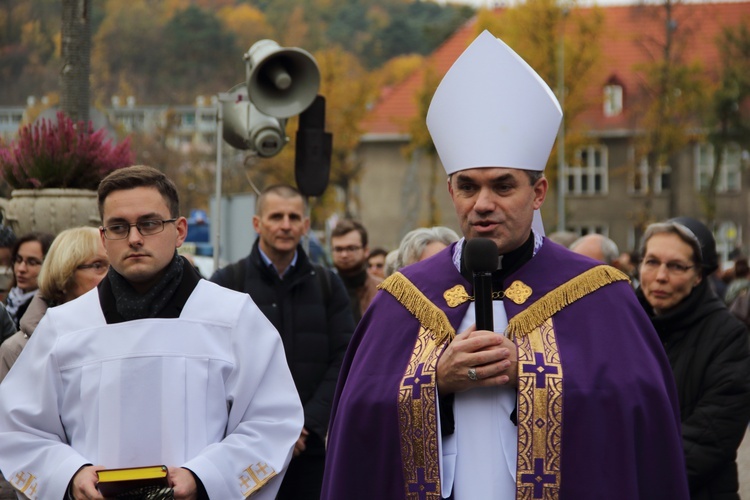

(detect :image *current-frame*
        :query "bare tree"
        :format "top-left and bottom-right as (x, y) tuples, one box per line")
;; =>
(703, 21), (750, 227)
(631, 0), (706, 229)
(402, 65), (441, 236)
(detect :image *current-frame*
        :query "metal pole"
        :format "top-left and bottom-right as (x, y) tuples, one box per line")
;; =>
(213, 97), (223, 273)
(556, 17), (567, 233)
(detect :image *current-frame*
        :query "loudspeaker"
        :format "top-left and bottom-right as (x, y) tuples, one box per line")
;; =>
(222, 83), (287, 157)
(245, 39), (321, 119)
(295, 95), (331, 197)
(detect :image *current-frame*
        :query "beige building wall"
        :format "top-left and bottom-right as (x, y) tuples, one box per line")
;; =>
(356, 136), (460, 252)
(354, 134), (750, 261)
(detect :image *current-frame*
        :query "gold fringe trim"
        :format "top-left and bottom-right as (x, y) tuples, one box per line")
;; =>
(506, 265), (630, 340)
(379, 272), (455, 345)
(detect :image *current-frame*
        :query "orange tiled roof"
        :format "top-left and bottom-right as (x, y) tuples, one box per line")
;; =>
(360, 17), (480, 136)
(361, 2), (750, 136)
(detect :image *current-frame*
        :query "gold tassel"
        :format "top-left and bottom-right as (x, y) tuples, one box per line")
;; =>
(379, 272), (456, 345)
(506, 265), (630, 340)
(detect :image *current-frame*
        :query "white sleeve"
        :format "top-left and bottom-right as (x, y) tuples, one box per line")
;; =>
(182, 296), (304, 499)
(0, 314), (89, 500)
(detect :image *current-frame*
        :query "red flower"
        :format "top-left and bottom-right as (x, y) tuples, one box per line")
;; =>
(0, 112), (133, 190)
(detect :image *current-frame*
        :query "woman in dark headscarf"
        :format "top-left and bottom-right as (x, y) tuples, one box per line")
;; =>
(637, 217), (750, 499)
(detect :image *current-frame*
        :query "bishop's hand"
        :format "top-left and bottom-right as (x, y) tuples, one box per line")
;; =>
(436, 325), (517, 395)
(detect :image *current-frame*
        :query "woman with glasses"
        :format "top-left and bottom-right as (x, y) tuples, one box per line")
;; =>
(0, 227), (108, 382)
(5, 231), (54, 329)
(637, 217), (750, 500)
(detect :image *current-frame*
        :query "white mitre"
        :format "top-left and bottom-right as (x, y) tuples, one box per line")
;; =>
(427, 30), (562, 174)
(426, 30), (563, 234)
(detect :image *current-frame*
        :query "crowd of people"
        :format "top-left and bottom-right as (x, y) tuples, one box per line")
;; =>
(0, 29), (749, 500)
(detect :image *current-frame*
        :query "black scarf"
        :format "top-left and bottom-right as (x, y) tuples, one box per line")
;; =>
(339, 264), (369, 290)
(636, 278), (725, 343)
(107, 252), (185, 321)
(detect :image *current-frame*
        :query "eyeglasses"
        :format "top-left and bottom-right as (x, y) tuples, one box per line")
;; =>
(332, 245), (363, 254)
(101, 219), (177, 240)
(14, 256), (42, 267)
(641, 258), (695, 275)
(77, 261), (109, 273)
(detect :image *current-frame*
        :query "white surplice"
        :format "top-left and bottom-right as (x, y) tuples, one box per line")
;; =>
(0, 280), (303, 500)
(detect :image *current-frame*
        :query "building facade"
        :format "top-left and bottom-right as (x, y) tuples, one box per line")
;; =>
(354, 2), (750, 263)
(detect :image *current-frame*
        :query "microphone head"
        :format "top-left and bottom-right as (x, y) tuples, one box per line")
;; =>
(465, 238), (499, 273)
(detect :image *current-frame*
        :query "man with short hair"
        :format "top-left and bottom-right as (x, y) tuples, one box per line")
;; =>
(211, 184), (354, 500)
(0, 165), (303, 500)
(322, 31), (688, 499)
(366, 247), (388, 279)
(331, 219), (382, 323)
(570, 233), (620, 265)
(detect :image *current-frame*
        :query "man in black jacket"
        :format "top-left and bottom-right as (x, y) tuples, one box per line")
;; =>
(211, 184), (354, 500)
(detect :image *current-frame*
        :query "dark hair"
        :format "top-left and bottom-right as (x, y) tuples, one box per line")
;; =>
(735, 257), (749, 278)
(97, 165), (180, 219)
(448, 169), (544, 186)
(0, 226), (17, 248)
(525, 170), (544, 184)
(12, 231), (55, 263)
(256, 185), (306, 215)
(668, 216), (718, 276)
(368, 247), (388, 259)
(332, 219), (368, 248)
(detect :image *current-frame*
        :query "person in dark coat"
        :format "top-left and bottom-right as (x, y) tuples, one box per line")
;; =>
(211, 184), (354, 500)
(637, 216), (750, 500)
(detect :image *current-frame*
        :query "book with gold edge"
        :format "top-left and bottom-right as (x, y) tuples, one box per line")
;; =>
(96, 465), (169, 497)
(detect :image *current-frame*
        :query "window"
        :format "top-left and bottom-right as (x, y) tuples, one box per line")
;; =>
(629, 155), (671, 194)
(180, 113), (196, 128)
(121, 115), (134, 129)
(626, 225), (641, 256)
(566, 145), (608, 195)
(603, 84), (623, 117)
(198, 112), (217, 132)
(695, 142), (742, 192)
(715, 221), (742, 265)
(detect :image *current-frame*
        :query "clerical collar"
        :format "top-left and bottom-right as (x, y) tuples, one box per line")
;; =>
(457, 233), (536, 288)
(258, 247), (298, 278)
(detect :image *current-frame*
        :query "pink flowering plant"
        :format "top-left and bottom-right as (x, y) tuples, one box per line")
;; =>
(0, 112), (133, 190)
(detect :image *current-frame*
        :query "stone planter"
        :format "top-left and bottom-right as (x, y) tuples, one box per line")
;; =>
(0, 188), (100, 236)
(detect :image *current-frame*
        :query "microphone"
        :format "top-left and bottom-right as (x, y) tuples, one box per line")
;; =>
(464, 238), (499, 331)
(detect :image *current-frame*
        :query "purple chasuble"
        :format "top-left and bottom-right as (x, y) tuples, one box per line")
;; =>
(321, 239), (689, 499)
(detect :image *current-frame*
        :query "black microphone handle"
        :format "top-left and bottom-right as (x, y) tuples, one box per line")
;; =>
(473, 271), (494, 332)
